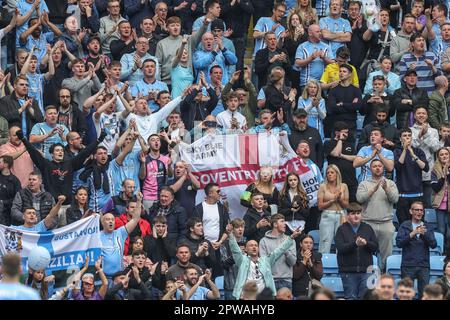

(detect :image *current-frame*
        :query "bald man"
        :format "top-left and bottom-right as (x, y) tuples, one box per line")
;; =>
(276, 287), (294, 300)
(0, 126), (33, 187)
(428, 75), (449, 129)
(294, 24), (334, 89)
(100, 193), (142, 281)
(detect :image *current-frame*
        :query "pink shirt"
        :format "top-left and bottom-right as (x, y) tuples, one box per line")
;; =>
(0, 142), (34, 188)
(142, 155), (170, 200)
(439, 187), (448, 210)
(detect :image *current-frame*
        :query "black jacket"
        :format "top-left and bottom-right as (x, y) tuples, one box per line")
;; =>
(0, 173), (22, 226)
(220, 0), (254, 38)
(66, 205), (91, 225)
(146, 200), (187, 244)
(254, 47), (290, 89)
(21, 136), (100, 205)
(392, 85), (429, 129)
(167, 0), (203, 34)
(278, 192), (310, 222)
(110, 39), (136, 61)
(180, 87), (219, 131)
(0, 92), (43, 138)
(192, 202), (230, 241)
(288, 125), (324, 169)
(292, 251), (323, 297)
(11, 187), (55, 225)
(360, 94), (394, 128)
(58, 104), (88, 139)
(183, 234), (217, 271)
(326, 85), (362, 130)
(144, 234), (177, 264)
(243, 207), (272, 243)
(335, 222), (378, 273)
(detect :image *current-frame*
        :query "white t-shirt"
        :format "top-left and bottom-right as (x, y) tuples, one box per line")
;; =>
(202, 202), (220, 243)
(98, 111), (123, 154)
(216, 109), (247, 130)
(247, 260), (265, 294)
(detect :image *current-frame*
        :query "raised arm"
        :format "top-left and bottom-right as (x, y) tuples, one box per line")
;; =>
(44, 44), (55, 81)
(16, 1), (39, 27)
(95, 256), (109, 298)
(94, 92), (118, 120)
(115, 132), (138, 166)
(172, 36), (188, 68)
(20, 46), (35, 75)
(43, 195), (65, 229)
(124, 192), (142, 234)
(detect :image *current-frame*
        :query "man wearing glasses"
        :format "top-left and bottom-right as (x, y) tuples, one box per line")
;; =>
(57, 88), (87, 139)
(335, 202), (378, 300)
(396, 201), (437, 297)
(357, 159), (399, 271)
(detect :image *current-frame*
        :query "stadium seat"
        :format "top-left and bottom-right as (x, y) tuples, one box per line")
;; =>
(430, 256), (446, 277)
(386, 255), (402, 277)
(431, 232), (444, 256)
(215, 276), (224, 299)
(372, 255), (378, 268)
(322, 253), (339, 276)
(424, 209), (437, 232)
(392, 232), (402, 255)
(308, 230), (320, 251)
(321, 276), (344, 298)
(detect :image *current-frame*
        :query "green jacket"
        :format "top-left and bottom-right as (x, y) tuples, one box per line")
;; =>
(229, 232), (294, 299)
(428, 90), (448, 129)
(222, 79), (257, 128)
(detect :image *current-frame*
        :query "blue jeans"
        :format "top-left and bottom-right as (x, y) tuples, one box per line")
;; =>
(340, 273), (370, 300)
(274, 279), (292, 291)
(436, 209), (450, 255)
(319, 210), (343, 253)
(401, 266), (429, 297)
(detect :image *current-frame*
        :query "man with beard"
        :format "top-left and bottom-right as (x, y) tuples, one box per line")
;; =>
(11, 171), (55, 225)
(170, 161), (200, 218)
(57, 89), (87, 138)
(84, 36), (110, 83)
(179, 267), (220, 300)
(390, 14), (416, 64)
(289, 108), (323, 169)
(103, 179), (136, 217)
(19, 13), (62, 64)
(0, 126), (34, 187)
(100, 192), (142, 281)
(110, 20), (136, 61)
(398, 33), (440, 95)
(358, 106), (399, 151)
(99, 0), (126, 57)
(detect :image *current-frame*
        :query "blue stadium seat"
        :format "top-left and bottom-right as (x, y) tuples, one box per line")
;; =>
(321, 276), (344, 298)
(308, 230), (320, 251)
(392, 232), (402, 255)
(425, 209), (437, 232)
(372, 255), (378, 268)
(386, 255), (402, 277)
(431, 232), (444, 256)
(322, 253), (339, 276)
(215, 276), (224, 299)
(430, 256), (446, 277)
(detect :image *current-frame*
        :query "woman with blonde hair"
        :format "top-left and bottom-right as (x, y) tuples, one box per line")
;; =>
(298, 80), (326, 139)
(295, 0), (318, 27)
(240, 166), (280, 213)
(317, 164), (349, 253)
(431, 147), (450, 256)
(279, 172), (310, 231)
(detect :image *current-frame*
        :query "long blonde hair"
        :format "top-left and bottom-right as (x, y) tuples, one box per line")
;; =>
(324, 164), (343, 189)
(432, 147), (450, 179)
(301, 79), (323, 100)
(255, 166), (275, 192)
(295, 0), (317, 27)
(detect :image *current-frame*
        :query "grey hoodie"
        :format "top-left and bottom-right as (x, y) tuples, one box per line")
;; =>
(259, 231), (296, 280)
(390, 30), (413, 64)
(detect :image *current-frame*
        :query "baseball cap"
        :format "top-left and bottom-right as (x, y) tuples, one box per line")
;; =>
(293, 108), (308, 117)
(210, 19), (225, 32)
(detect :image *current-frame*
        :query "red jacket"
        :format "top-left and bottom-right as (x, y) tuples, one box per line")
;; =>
(115, 214), (152, 254)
